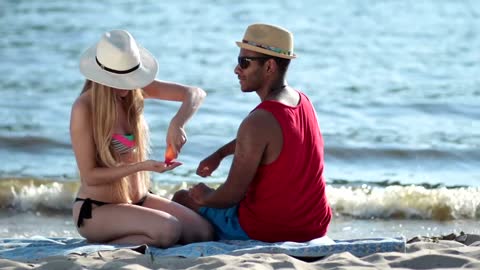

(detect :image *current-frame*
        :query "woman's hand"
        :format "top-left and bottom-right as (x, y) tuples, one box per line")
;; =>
(166, 121), (187, 156)
(143, 81), (205, 160)
(141, 160), (182, 173)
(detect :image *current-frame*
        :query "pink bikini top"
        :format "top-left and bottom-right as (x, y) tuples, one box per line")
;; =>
(111, 134), (136, 154)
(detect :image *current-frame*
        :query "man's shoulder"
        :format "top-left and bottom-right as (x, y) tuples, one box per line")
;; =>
(245, 108), (276, 123)
(239, 109), (279, 136)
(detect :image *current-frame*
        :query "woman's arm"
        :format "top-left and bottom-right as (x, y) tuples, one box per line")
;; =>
(69, 97), (177, 186)
(143, 80), (206, 127)
(143, 80), (206, 152)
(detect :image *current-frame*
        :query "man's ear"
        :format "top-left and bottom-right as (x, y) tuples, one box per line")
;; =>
(266, 59), (275, 73)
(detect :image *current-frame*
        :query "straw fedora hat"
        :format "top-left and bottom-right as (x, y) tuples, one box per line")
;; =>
(236, 23), (296, 59)
(79, 29), (158, 90)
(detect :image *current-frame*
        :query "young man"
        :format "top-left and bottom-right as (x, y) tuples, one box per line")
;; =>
(173, 23), (332, 243)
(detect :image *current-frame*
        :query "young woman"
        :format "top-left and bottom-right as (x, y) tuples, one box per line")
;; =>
(70, 29), (213, 247)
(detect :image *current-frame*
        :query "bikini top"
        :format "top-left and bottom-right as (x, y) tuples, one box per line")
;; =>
(111, 133), (136, 154)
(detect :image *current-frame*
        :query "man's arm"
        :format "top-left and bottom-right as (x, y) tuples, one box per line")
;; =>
(215, 139), (236, 158)
(196, 139), (236, 177)
(191, 110), (274, 208)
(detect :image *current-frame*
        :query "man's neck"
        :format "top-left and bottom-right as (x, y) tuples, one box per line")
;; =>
(258, 78), (288, 101)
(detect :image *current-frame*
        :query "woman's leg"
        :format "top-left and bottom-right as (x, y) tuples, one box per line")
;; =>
(76, 203), (181, 248)
(142, 193), (214, 244)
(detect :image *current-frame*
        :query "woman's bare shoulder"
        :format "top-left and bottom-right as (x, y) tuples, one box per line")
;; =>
(70, 92), (92, 128)
(71, 92), (91, 114)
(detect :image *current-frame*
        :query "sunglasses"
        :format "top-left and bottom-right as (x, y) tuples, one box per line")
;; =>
(237, 56), (271, 69)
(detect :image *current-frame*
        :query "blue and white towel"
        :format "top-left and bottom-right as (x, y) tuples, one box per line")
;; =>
(0, 236), (406, 261)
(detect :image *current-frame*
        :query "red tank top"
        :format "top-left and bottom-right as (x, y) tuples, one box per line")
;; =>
(238, 91), (332, 242)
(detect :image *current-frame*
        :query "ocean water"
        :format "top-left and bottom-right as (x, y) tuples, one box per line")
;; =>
(0, 0), (479, 240)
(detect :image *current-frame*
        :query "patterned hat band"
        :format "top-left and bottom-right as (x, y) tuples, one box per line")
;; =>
(242, 40), (293, 56)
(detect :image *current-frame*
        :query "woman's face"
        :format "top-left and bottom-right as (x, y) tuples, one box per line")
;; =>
(113, 88), (130, 98)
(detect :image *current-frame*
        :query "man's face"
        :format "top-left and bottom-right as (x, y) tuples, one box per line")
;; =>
(234, 49), (269, 92)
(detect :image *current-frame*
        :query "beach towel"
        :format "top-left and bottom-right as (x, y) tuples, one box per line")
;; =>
(0, 236), (406, 261)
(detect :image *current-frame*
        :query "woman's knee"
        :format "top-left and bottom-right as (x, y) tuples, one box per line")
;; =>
(151, 216), (182, 247)
(197, 223), (215, 242)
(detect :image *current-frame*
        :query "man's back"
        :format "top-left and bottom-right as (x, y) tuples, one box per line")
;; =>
(249, 87), (300, 166)
(238, 90), (332, 242)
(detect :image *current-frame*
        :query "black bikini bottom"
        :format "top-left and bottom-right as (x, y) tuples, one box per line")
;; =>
(74, 193), (150, 228)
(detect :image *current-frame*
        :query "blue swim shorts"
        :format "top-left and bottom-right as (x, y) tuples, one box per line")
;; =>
(198, 205), (250, 240)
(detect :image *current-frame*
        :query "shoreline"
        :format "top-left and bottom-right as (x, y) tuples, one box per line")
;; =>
(3, 211), (480, 241)
(1, 233), (479, 270)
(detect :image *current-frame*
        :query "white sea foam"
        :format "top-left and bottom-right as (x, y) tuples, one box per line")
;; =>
(327, 185), (480, 220)
(11, 182), (74, 212)
(1, 178), (479, 221)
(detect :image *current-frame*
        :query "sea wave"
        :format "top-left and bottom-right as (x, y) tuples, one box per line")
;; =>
(0, 135), (70, 151)
(325, 146), (480, 161)
(0, 178), (479, 221)
(327, 185), (480, 221)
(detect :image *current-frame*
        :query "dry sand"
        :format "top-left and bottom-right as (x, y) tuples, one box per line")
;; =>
(1, 234), (480, 270)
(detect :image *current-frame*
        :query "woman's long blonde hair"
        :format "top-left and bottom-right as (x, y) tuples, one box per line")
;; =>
(81, 80), (150, 202)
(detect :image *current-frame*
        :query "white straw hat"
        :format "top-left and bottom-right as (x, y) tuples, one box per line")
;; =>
(79, 29), (158, 90)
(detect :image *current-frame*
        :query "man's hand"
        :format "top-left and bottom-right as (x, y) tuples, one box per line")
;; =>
(196, 152), (222, 177)
(189, 182), (214, 205)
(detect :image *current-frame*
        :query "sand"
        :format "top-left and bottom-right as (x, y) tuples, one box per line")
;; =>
(1, 234), (480, 270)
